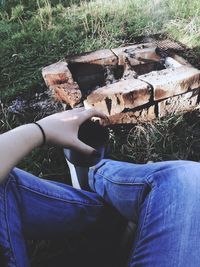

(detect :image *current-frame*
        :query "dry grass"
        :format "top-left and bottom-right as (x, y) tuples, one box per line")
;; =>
(109, 109), (200, 164)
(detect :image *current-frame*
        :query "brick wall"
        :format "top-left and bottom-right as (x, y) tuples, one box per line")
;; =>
(42, 40), (200, 125)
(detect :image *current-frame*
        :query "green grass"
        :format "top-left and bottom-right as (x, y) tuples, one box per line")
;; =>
(1, 0), (200, 101)
(108, 111), (200, 164)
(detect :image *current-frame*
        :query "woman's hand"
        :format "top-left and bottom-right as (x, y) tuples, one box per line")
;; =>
(37, 107), (107, 155)
(0, 108), (107, 182)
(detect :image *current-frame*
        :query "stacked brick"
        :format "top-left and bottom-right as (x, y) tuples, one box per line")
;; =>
(42, 62), (81, 107)
(42, 40), (200, 125)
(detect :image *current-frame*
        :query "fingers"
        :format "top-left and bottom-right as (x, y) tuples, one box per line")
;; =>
(79, 108), (108, 124)
(72, 138), (97, 156)
(72, 107), (85, 113)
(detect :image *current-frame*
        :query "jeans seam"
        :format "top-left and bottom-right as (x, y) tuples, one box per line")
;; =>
(137, 184), (146, 215)
(3, 176), (19, 267)
(88, 167), (96, 192)
(137, 175), (155, 241)
(128, 180), (153, 266)
(10, 171), (104, 207)
(96, 173), (145, 186)
(14, 183), (104, 207)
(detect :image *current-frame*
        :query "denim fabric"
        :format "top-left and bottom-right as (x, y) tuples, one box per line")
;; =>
(89, 159), (200, 267)
(0, 168), (104, 267)
(1, 160), (200, 267)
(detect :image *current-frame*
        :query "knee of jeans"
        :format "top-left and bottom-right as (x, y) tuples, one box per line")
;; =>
(148, 161), (200, 200)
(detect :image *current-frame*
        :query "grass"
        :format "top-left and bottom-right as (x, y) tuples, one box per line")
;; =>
(1, 0), (200, 102)
(1, 0), (200, 266)
(108, 111), (200, 164)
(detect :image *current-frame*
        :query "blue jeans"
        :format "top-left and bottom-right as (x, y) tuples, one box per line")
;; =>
(1, 159), (200, 266)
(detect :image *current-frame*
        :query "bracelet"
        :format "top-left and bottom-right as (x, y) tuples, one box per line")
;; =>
(33, 122), (46, 146)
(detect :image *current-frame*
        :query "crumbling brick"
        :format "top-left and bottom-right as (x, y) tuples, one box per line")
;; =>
(50, 83), (82, 107)
(158, 89), (199, 117)
(170, 53), (192, 67)
(112, 43), (153, 59)
(42, 61), (74, 86)
(111, 43), (157, 66)
(42, 41), (200, 124)
(42, 61), (82, 107)
(112, 44), (161, 77)
(100, 105), (156, 125)
(139, 66), (200, 101)
(84, 78), (152, 116)
(125, 46), (160, 65)
(66, 49), (118, 66)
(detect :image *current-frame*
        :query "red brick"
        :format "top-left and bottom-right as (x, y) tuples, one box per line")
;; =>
(128, 46), (160, 65)
(42, 61), (74, 86)
(84, 78), (152, 116)
(139, 66), (200, 101)
(50, 83), (82, 107)
(100, 105), (156, 125)
(111, 43), (156, 66)
(66, 49), (118, 66)
(42, 61), (82, 107)
(170, 53), (192, 67)
(158, 89), (199, 117)
(111, 43), (153, 57)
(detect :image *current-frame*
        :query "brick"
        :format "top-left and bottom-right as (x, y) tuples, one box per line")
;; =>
(111, 43), (157, 66)
(42, 61), (74, 86)
(111, 43), (153, 58)
(127, 46), (160, 65)
(84, 78), (152, 116)
(164, 57), (182, 68)
(158, 89), (199, 117)
(66, 49), (118, 66)
(112, 44), (161, 77)
(100, 105), (156, 126)
(50, 83), (82, 107)
(170, 53), (192, 67)
(139, 66), (200, 101)
(66, 50), (117, 90)
(42, 61), (82, 107)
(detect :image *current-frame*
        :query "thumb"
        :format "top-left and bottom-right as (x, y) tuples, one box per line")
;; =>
(72, 138), (98, 156)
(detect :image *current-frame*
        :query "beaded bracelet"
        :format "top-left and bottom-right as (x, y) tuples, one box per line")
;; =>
(33, 122), (46, 146)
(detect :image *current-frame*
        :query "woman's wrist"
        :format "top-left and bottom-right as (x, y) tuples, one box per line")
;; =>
(21, 123), (45, 148)
(33, 122), (46, 146)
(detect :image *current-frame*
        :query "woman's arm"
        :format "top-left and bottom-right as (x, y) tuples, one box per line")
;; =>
(0, 108), (106, 182)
